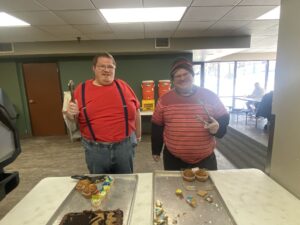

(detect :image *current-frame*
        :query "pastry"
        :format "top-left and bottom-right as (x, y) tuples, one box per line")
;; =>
(195, 169), (208, 182)
(197, 189), (208, 197)
(182, 169), (195, 182)
(75, 179), (91, 191)
(175, 189), (184, 199)
(89, 184), (98, 195)
(59, 209), (123, 225)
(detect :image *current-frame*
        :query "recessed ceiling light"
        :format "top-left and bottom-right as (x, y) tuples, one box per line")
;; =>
(100, 7), (186, 23)
(257, 6), (280, 20)
(0, 12), (30, 26)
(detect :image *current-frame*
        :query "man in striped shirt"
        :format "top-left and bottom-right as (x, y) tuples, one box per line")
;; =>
(151, 58), (229, 170)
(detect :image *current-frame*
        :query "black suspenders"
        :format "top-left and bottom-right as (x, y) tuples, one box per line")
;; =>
(81, 80), (129, 141)
(114, 80), (129, 137)
(82, 81), (97, 141)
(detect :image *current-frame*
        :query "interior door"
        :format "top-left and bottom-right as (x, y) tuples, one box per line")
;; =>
(23, 63), (65, 136)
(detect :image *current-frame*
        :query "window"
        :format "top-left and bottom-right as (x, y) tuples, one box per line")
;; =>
(219, 62), (235, 107)
(266, 60), (276, 92)
(193, 64), (201, 87)
(235, 61), (266, 108)
(236, 61), (266, 97)
(192, 59), (274, 110)
(204, 63), (218, 94)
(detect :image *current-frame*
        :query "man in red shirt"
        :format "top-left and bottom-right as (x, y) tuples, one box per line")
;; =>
(66, 53), (141, 174)
(151, 58), (229, 170)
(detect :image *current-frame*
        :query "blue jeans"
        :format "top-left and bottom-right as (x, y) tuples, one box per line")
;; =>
(81, 133), (137, 174)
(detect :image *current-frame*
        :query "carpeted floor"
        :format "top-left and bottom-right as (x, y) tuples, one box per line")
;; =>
(0, 135), (235, 220)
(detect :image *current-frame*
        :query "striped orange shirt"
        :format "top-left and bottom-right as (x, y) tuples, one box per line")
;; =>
(152, 87), (227, 164)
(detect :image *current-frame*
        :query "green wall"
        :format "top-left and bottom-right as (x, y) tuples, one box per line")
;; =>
(59, 58), (94, 92)
(0, 61), (28, 135)
(0, 53), (192, 136)
(58, 53), (192, 100)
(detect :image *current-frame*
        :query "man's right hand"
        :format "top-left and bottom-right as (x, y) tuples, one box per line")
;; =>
(66, 100), (79, 119)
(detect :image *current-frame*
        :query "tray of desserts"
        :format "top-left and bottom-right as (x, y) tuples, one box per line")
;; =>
(47, 174), (138, 225)
(153, 170), (236, 225)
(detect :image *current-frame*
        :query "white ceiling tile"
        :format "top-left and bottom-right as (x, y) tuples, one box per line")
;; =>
(209, 20), (250, 30)
(0, 26), (57, 42)
(0, 0), (47, 11)
(145, 22), (179, 38)
(0, 0), (279, 53)
(38, 25), (82, 35)
(239, 0), (280, 6)
(222, 6), (277, 20)
(109, 23), (144, 33)
(145, 22), (178, 32)
(143, 0), (192, 7)
(237, 20), (278, 32)
(183, 6), (232, 21)
(36, 0), (95, 10)
(8, 11), (67, 25)
(54, 10), (105, 25)
(91, 0), (142, 8)
(177, 21), (213, 31)
(192, 0), (240, 7)
(72, 24), (112, 33)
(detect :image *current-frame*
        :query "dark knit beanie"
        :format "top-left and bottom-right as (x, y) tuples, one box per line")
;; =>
(170, 58), (194, 79)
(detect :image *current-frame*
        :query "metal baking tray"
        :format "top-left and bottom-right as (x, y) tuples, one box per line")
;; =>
(153, 171), (236, 225)
(47, 174), (138, 225)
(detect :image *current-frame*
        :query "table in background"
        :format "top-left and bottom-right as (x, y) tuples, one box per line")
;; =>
(140, 111), (153, 116)
(232, 97), (262, 125)
(234, 96), (262, 103)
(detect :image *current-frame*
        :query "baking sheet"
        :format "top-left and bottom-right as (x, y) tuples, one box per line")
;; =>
(47, 174), (138, 225)
(153, 171), (236, 225)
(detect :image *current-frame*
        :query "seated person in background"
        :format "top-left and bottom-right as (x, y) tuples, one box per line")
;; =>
(246, 82), (265, 113)
(256, 91), (273, 130)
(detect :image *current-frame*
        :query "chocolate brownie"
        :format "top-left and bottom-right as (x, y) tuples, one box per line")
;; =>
(59, 209), (123, 225)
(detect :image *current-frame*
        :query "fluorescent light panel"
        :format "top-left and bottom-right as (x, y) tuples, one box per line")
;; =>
(100, 7), (186, 23)
(0, 12), (30, 26)
(257, 6), (280, 20)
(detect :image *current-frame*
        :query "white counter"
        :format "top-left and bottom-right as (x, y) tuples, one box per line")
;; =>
(1, 169), (299, 225)
(209, 169), (300, 225)
(140, 111), (153, 116)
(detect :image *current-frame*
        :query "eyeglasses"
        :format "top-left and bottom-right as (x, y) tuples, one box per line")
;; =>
(95, 64), (115, 71)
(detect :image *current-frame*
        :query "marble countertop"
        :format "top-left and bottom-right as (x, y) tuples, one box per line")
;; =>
(1, 169), (299, 225)
(209, 169), (300, 225)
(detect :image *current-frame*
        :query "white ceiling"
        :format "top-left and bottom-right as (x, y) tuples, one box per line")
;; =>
(0, 0), (280, 54)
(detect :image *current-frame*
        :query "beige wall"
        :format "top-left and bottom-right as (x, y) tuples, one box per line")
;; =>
(270, 0), (300, 198)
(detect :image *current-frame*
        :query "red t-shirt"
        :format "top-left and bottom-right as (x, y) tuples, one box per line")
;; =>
(152, 87), (227, 164)
(74, 79), (140, 142)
